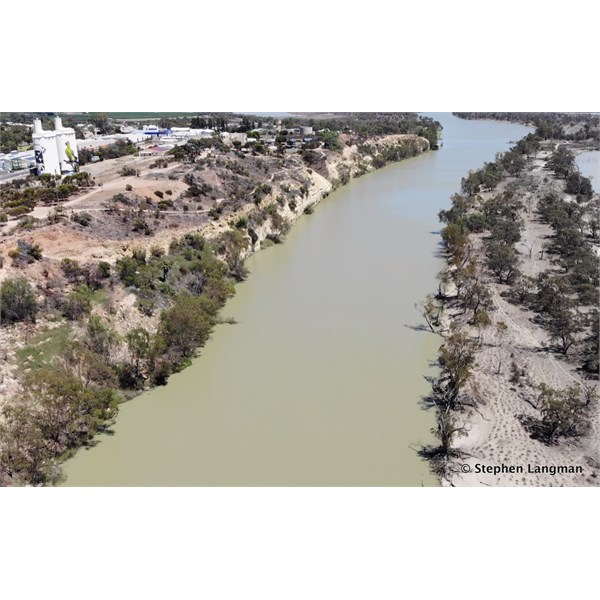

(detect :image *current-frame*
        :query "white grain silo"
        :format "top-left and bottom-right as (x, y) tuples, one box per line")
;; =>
(32, 118), (60, 175)
(54, 116), (79, 173)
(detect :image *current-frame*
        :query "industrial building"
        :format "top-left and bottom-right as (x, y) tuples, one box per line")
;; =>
(168, 127), (214, 140)
(32, 116), (79, 176)
(0, 150), (36, 173)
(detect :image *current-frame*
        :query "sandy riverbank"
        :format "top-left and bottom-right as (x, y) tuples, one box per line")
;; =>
(440, 148), (599, 486)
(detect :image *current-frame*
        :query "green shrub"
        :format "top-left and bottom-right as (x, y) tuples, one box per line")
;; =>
(234, 216), (248, 229)
(72, 212), (92, 227)
(157, 200), (173, 211)
(63, 285), (94, 320)
(98, 261), (111, 278)
(0, 277), (38, 323)
(8, 240), (43, 264)
(159, 293), (214, 358)
(61, 258), (82, 281)
(120, 166), (137, 177)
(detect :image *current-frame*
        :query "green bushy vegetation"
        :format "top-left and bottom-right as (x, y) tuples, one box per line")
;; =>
(0, 123), (33, 153)
(0, 277), (38, 323)
(0, 366), (120, 485)
(78, 139), (138, 166)
(0, 172), (93, 217)
(0, 225), (252, 485)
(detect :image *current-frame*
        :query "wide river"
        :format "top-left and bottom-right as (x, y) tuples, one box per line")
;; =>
(63, 114), (532, 486)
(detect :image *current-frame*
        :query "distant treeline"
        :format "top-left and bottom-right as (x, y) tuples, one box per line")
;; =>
(454, 113), (600, 142)
(2, 112), (443, 152)
(282, 113), (442, 149)
(0, 123), (34, 153)
(78, 139), (138, 165)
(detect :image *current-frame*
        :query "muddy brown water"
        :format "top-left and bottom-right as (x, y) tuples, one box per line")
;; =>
(62, 114), (532, 486)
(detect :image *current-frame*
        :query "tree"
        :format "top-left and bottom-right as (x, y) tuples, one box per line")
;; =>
(216, 229), (249, 282)
(302, 149), (321, 166)
(124, 327), (152, 387)
(441, 222), (470, 266)
(565, 171), (593, 202)
(416, 294), (442, 333)
(0, 277), (37, 323)
(62, 285), (93, 320)
(439, 193), (469, 225)
(589, 218), (600, 241)
(61, 258), (82, 282)
(450, 259), (476, 302)
(486, 241), (520, 284)
(432, 407), (468, 457)
(495, 321), (508, 374)
(520, 240), (535, 259)
(499, 149), (526, 175)
(582, 309), (599, 374)
(515, 133), (540, 158)
(547, 146), (575, 179)
(490, 219), (522, 245)
(463, 277), (492, 318)
(62, 341), (118, 389)
(533, 272), (571, 315)
(535, 384), (592, 442)
(159, 293), (215, 359)
(510, 274), (535, 306)
(86, 316), (119, 360)
(461, 170), (483, 196)
(547, 306), (585, 355)
(0, 403), (50, 486)
(317, 130), (342, 151)
(91, 114), (111, 134)
(437, 325), (477, 408)
(472, 310), (491, 345)
(0, 367), (120, 485)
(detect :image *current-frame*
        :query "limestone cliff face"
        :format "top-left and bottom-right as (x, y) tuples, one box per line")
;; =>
(230, 134), (430, 259)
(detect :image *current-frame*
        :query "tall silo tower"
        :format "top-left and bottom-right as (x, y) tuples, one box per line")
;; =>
(54, 116), (79, 173)
(32, 118), (60, 175)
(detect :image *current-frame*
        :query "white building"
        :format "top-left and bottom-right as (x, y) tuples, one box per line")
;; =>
(228, 132), (247, 145)
(76, 131), (146, 152)
(0, 150), (36, 172)
(32, 117), (79, 176)
(170, 127), (214, 140)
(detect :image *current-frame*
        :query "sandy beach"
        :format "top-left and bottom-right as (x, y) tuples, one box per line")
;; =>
(442, 150), (599, 486)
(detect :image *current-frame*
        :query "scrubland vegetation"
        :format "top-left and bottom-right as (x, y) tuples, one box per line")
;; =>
(421, 116), (599, 478)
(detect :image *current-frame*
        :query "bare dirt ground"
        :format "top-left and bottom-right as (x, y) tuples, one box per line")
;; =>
(445, 149), (600, 487)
